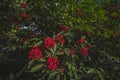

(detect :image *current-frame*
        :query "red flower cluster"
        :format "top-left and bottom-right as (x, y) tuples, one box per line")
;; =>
(81, 47), (88, 56)
(29, 46), (42, 60)
(70, 49), (76, 55)
(47, 57), (59, 70)
(20, 2), (26, 8)
(44, 38), (55, 49)
(61, 26), (68, 32)
(22, 13), (29, 19)
(78, 38), (84, 44)
(55, 35), (65, 44)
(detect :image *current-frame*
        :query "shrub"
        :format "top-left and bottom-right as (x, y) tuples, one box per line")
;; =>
(0, 0), (120, 80)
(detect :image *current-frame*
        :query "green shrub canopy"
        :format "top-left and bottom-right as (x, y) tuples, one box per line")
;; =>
(0, 0), (120, 80)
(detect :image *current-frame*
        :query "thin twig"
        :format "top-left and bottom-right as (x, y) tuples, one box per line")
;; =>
(14, 64), (27, 80)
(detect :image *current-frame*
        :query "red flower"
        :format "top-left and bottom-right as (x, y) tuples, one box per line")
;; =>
(87, 44), (92, 48)
(21, 37), (27, 43)
(44, 38), (55, 49)
(61, 26), (68, 32)
(78, 38), (84, 44)
(47, 57), (59, 70)
(81, 47), (88, 56)
(70, 49), (76, 55)
(55, 35), (65, 44)
(29, 46), (42, 60)
(22, 13), (29, 19)
(15, 26), (19, 31)
(110, 5), (116, 11)
(20, 2), (26, 8)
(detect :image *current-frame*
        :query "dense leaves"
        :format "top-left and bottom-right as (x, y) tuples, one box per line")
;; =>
(0, 0), (120, 80)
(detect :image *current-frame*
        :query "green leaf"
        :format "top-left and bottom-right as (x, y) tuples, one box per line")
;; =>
(69, 70), (73, 78)
(34, 41), (43, 46)
(29, 38), (40, 41)
(11, 30), (16, 33)
(28, 64), (44, 73)
(56, 74), (60, 80)
(49, 48), (54, 54)
(53, 44), (57, 53)
(45, 50), (49, 55)
(56, 52), (63, 55)
(73, 71), (78, 79)
(48, 72), (57, 80)
(61, 73), (67, 80)
(63, 74), (67, 80)
(38, 58), (46, 62)
(87, 68), (105, 80)
(27, 60), (35, 69)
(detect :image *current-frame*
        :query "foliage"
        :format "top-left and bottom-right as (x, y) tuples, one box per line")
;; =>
(0, 0), (120, 80)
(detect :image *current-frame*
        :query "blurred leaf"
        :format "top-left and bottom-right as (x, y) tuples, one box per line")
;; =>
(87, 68), (105, 80)
(56, 52), (63, 55)
(27, 60), (35, 69)
(48, 71), (57, 80)
(27, 64), (44, 73)
(56, 74), (60, 80)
